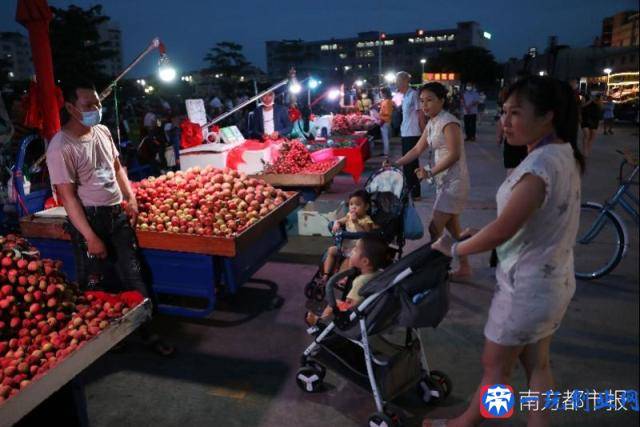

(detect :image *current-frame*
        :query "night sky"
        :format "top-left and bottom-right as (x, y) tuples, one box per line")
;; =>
(1, 0), (637, 77)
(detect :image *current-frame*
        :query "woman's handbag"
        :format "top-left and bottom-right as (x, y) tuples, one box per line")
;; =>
(403, 200), (424, 240)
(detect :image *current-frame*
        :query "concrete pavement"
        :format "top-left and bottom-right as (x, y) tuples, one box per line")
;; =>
(82, 121), (639, 427)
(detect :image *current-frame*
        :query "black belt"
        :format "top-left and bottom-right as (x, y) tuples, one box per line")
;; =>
(84, 205), (123, 214)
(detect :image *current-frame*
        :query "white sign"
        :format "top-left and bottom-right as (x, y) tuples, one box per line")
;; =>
(185, 98), (208, 139)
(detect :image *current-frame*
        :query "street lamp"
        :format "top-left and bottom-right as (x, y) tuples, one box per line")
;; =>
(355, 79), (364, 87)
(604, 68), (612, 95)
(289, 82), (302, 94)
(420, 58), (426, 78)
(327, 88), (342, 101)
(384, 72), (396, 84)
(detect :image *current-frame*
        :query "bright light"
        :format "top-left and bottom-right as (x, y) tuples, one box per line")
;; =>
(538, 71), (546, 76)
(420, 58), (427, 64)
(308, 78), (319, 89)
(137, 79), (146, 86)
(604, 68), (612, 75)
(289, 82), (302, 94)
(158, 65), (176, 82)
(384, 72), (396, 83)
(483, 31), (492, 40)
(327, 88), (342, 101)
(8, 71), (14, 78)
(355, 80), (364, 87)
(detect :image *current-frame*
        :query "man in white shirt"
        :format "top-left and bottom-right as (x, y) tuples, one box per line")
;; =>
(462, 83), (480, 141)
(396, 71), (426, 198)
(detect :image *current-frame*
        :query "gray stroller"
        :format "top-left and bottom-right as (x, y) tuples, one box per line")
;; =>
(296, 242), (453, 427)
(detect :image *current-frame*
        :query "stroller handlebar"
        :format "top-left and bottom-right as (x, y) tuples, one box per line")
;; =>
(325, 267), (359, 310)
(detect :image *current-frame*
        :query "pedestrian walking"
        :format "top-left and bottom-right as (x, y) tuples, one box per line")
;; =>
(462, 83), (480, 141)
(425, 75), (584, 427)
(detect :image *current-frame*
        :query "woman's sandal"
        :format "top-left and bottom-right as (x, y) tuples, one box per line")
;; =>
(145, 334), (175, 357)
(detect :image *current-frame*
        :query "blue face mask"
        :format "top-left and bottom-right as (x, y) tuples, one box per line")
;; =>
(80, 108), (102, 127)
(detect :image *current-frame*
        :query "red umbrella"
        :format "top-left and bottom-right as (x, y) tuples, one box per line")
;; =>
(16, 0), (60, 140)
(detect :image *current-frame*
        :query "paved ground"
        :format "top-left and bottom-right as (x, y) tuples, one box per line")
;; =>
(82, 121), (639, 427)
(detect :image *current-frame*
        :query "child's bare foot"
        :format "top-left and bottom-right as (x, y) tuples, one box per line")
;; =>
(305, 312), (319, 326)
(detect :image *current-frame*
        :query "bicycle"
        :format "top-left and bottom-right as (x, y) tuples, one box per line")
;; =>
(574, 149), (639, 280)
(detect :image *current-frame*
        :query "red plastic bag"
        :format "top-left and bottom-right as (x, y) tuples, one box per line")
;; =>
(179, 119), (204, 149)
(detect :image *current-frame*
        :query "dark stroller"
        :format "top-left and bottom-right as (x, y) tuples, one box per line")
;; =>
(297, 242), (453, 427)
(303, 166), (410, 303)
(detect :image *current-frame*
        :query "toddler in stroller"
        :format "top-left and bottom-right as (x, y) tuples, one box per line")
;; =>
(297, 241), (453, 427)
(306, 236), (389, 327)
(322, 190), (376, 280)
(304, 166), (410, 303)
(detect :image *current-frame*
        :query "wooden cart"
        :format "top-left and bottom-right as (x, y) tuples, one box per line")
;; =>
(19, 193), (299, 318)
(0, 300), (152, 427)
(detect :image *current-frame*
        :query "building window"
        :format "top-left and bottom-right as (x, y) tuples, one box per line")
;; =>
(356, 49), (375, 58)
(320, 43), (338, 51)
(356, 39), (394, 48)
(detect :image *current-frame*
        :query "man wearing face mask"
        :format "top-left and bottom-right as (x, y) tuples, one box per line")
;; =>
(46, 81), (174, 356)
(246, 90), (292, 140)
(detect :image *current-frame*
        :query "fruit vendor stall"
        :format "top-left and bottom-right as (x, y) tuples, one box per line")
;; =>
(180, 136), (346, 202)
(0, 234), (152, 426)
(322, 113), (375, 184)
(17, 167), (299, 318)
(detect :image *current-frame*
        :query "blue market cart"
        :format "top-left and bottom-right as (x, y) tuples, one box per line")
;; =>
(18, 193), (299, 318)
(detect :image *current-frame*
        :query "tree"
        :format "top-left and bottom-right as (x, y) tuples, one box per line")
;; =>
(431, 47), (501, 89)
(204, 42), (251, 78)
(203, 42), (253, 94)
(50, 5), (117, 86)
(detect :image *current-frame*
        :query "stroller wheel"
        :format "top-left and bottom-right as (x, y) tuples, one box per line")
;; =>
(417, 373), (446, 404)
(296, 366), (324, 393)
(368, 411), (401, 427)
(302, 360), (326, 380)
(429, 370), (453, 398)
(304, 281), (316, 299)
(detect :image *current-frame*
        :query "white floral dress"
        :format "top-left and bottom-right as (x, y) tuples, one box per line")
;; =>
(485, 143), (581, 345)
(425, 110), (470, 214)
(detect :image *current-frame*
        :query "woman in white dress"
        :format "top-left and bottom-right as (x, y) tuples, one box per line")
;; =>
(388, 82), (471, 278)
(425, 76), (585, 427)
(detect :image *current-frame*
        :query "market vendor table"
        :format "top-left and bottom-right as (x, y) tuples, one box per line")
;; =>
(0, 300), (151, 427)
(249, 157), (346, 203)
(330, 135), (371, 184)
(250, 156), (345, 188)
(19, 194), (299, 318)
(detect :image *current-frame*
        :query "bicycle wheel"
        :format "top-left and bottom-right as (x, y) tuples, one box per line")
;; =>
(574, 203), (626, 280)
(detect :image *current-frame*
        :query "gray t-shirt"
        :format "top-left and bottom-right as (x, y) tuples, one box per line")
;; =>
(400, 88), (422, 137)
(46, 124), (122, 207)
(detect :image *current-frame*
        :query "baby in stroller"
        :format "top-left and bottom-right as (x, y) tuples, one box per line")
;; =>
(306, 236), (389, 327)
(322, 190), (376, 281)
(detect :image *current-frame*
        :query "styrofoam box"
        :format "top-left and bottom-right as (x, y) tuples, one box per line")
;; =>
(297, 200), (344, 237)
